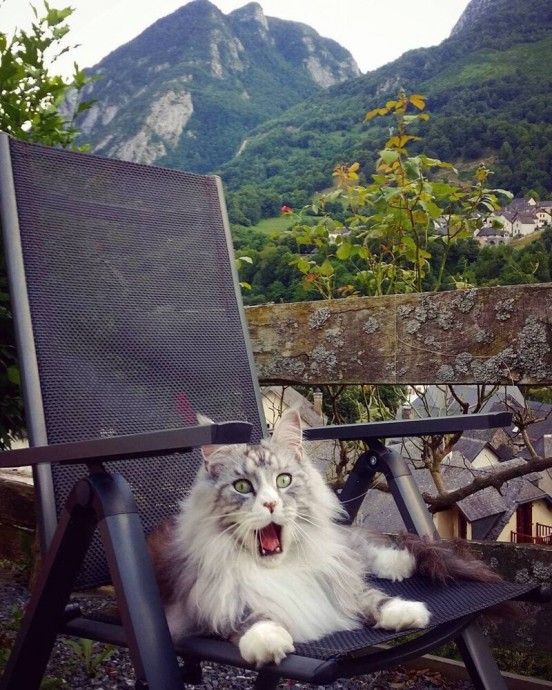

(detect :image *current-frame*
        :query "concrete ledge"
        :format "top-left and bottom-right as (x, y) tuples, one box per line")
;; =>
(402, 652), (552, 689)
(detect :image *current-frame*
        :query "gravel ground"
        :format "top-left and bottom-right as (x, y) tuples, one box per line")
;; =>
(0, 582), (474, 690)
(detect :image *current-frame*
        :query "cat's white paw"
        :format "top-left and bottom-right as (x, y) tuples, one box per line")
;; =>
(376, 598), (431, 631)
(239, 620), (295, 667)
(372, 548), (416, 581)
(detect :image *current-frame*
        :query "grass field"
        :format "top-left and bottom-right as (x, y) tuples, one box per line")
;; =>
(511, 229), (543, 248)
(251, 215), (295, 235)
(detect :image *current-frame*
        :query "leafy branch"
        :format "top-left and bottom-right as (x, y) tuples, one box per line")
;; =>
(285, 91), (512, 298)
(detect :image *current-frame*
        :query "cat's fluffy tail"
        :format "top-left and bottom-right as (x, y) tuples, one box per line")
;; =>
(397, 533), (502, 584)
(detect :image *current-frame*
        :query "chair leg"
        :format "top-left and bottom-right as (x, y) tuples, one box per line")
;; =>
(455, 623), (507, 690)
(254, 671), (281, 689)
(0, 470), (185, 690)
(370, 442), (508, 690)
(90, 471), (184, 690)
(0, 492), (97, 690)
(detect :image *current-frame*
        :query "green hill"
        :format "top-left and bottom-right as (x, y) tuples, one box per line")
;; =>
(219, 0), (552, 223)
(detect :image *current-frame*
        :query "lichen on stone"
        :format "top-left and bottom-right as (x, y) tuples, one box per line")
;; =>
(397, 305), (413, 317)
(517, 315), (552, 380)
(475, 328), (494, 344)
(494, 298), (515, 321)
(406, 319), (422, 335)
(308, 308), (331, 330)
(325, 328), (344, 348)
(455, 352), (473, 373)
(436, 365), (455, 382)
(267, 357), (305, 378)
(362, 317), (379, 334)
(309, 344), (338, 374)
(413, 306), (429, 323)
(470, 347), (518, 381)
(420, 334), (442, 349)
(436, 309), (455, 331)
(451, 288), (477, 313)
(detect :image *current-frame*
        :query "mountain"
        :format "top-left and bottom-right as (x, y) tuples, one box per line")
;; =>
(218, 0), (552, 220)
(74, 0), (360, 173)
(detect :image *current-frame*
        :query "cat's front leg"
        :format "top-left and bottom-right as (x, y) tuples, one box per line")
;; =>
(238, 620), (295, 667)
(359, 588), (431, 631)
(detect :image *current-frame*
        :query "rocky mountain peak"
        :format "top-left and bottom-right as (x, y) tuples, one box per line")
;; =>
(230, 2), (268, 29)
(74, 0), (360, 172)
(450, 0), (499, 36)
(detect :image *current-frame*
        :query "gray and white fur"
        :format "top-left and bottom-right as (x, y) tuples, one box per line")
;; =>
(148, 409), (497, 667)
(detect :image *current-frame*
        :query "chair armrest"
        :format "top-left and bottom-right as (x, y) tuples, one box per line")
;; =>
(303, 411), (512, 442)
(0, 421), (252, 468)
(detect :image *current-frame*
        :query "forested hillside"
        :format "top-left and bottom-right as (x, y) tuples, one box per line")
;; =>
(221, 0), (552, 224)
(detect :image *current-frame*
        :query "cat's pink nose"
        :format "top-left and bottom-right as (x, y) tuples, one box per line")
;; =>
(263, 501), (276, 513)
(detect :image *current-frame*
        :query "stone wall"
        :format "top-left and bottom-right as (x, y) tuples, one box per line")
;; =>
(469, 541), (551, 653)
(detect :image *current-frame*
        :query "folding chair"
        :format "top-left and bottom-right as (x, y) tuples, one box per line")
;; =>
(0, 133), (547, 690)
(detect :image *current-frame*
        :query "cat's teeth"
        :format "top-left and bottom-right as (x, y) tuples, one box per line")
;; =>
(259, 546), (282, 556)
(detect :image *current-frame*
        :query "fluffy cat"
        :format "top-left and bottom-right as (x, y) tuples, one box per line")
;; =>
(148, 409), (498, 667)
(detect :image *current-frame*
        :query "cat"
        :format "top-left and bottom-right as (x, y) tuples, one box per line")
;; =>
(148, 408), (500, 668)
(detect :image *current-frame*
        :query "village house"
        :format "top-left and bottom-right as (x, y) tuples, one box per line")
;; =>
(359, 386), (552, 543)
(359, 430), (552, 544)
(536, 201), (552, 227)
(260, 384), (552, 544)
(476, 226), (510, 246)
(513, 212), (539, 236)
(478, 196), (551, 243)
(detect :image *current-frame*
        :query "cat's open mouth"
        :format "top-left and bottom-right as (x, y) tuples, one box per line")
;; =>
(257, 523), (283, 557)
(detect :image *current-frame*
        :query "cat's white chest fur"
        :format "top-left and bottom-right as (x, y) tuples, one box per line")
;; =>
(237, 556), (360, 642)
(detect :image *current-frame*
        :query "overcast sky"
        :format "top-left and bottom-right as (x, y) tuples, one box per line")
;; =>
(2, 0), (471, 78)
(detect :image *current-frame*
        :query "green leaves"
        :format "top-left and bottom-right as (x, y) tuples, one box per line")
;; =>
(284, 91), (514, 298)
(0, 1), (96, 148)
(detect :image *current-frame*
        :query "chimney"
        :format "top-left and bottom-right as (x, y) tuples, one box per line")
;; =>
(544, 434), (552, 458)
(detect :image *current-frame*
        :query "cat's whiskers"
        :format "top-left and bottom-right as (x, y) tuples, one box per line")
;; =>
(193, 519), (244, 570)
(295, 512), (328, 531)
(291, 520), (350, 582)
(286, 522), (310, 565)
(289, 521), (319, 562)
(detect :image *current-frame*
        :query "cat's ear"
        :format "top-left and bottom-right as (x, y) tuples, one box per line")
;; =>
(271, 408), (303, 460)
(196, 413), (224, 477)
(201, 444), (227, 478)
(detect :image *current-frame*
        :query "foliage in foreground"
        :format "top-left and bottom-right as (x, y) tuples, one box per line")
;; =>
(284, 91), (512, 299)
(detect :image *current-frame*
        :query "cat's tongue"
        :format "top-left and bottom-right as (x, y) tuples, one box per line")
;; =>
(259, 523), (282, 556)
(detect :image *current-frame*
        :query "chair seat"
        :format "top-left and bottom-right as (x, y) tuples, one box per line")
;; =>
(70, 575), (537, 685)
(293, 576), (535, 660)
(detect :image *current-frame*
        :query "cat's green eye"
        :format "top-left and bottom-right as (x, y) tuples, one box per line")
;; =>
(233, 478), (253, 494)
(276, 473), (292, 489)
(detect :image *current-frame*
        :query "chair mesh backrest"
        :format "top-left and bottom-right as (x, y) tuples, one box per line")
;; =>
(6, 137), (265, 587)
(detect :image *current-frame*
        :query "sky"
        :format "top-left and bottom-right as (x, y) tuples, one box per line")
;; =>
(2, 0), (471, 78)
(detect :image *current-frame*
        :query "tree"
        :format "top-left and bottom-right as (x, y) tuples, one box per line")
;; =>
(0, 1), (95, 448)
